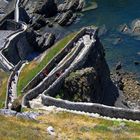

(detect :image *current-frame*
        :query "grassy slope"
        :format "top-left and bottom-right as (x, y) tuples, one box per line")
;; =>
(17, 32), (76, 95)
(0, 70), (9, 108)
(0, 112), (140, 140)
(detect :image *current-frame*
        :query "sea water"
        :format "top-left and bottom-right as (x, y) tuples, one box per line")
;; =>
(67, 0), (140, 80)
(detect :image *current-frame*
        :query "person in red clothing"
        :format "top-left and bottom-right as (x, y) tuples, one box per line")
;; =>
(56, 70), (63, 77)
(42, 69), (48, 76)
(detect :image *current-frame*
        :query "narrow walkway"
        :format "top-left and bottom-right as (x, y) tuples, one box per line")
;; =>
(6, 62), (26, 109)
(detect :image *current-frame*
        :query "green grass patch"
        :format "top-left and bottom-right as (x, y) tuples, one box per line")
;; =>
(0, 112), (140, 139)
(0, 71), (9, 108)
(17, 32), (76, 96)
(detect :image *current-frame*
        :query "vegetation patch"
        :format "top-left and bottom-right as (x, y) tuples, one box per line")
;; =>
(0, 112), (140, 140)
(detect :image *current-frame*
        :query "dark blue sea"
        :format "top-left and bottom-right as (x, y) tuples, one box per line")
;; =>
(65, 0), (140, 80)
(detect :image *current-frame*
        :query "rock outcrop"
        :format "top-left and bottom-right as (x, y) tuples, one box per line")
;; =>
(131, 19), (140, 35)
(58, 0), (85, 12)
(36, 33), (55, 52)
(56, 10), (77, 26)
(58, 38), (119, 105)
(34, 0), (57, 17)
(63, 67), (100, 102)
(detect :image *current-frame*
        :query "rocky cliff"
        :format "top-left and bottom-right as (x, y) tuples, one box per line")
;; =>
(56, 38), (119, 106)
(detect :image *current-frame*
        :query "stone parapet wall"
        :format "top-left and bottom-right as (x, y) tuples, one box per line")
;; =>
(42, 95), (140, 121)
(5, 61), (26, 109)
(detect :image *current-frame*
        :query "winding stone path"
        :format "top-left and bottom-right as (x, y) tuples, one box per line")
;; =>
(22, 27), (96, 107)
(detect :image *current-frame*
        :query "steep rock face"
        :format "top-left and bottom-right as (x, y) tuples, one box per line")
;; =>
(36, 33), (55, 52)
(16, 35), (34, 60)
(61, 38), (119, 106)
(132, 19), (140, 34)
(58, 0), (85, 12)
(34, 0), (57, 17)
(56, 0), (84, 26)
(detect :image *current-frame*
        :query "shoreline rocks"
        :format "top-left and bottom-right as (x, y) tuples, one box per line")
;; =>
(111, 67), (140, 110)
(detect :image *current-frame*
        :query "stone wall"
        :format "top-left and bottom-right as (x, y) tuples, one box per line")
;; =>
(42, 95), (140, 121)
(5, 61), (25, 109)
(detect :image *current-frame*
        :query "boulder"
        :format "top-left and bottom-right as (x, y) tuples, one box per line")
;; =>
(0, 109), (17, 116)
(16, 112), (40, 120)
(36, 33), (55, 52)
(32, 16), (47, 30)
(115, 61), (122, 71)
(58, 0), (85, 12)
(58, 10), (73, 26)
(132, 19), (140, 34)
(34, 0), (57, 17)
(47, 126), (56, 136)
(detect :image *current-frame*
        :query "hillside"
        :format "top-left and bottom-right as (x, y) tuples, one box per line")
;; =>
(0, 111), (140, 140)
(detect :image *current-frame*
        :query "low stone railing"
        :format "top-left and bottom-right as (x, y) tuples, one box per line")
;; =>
(5, 61), (26, 109)
(42, 95), (140, 121)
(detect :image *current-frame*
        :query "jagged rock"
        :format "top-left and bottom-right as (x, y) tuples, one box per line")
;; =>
(16, 34), (34, 60)
(34, 0), (57, 17)
(119, 24), (130, 33)
(115, 61), (122, 70)
(31, 15), (47, 30)
(0, 109), (17, 116)
(16, 112), (40, 120)
(26, 29), (40, 51)
(58, 10), (73, 26)
(36, 33), (55, 52)
(58, 0), (85, 12)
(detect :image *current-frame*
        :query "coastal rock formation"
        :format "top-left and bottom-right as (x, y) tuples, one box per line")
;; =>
(83, 38), (119, 105)
(36, 33), (55, 52)
(120, 19), (140, 35)
(34, 0), (57, 17)
(57, 10), (77, 26)
(131, 19), (140, 35)
(58, 0), (85, 12)
(26, 29), (55, 52)
(31, 15), (47, 30)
